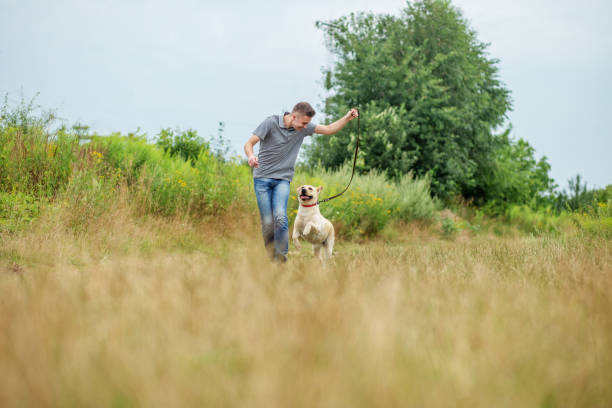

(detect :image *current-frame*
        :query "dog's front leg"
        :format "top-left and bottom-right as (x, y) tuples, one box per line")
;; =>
(303, 222), (318, 236)
(292, 227), (301, 250)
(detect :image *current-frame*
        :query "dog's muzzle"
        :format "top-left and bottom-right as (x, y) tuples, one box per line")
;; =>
(300, 189), (313, 201)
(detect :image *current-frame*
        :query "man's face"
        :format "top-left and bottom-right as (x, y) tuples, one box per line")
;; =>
(290, 113), (312, 130)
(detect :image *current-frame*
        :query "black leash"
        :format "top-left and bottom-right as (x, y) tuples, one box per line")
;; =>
(318, 108), (360, 204)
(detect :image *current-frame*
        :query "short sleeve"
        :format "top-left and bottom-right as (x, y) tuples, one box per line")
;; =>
(253, 117), (273, 140)
(304, 121), (317, 136)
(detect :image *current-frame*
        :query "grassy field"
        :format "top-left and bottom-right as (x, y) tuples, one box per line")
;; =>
(1, 197), (610, 407)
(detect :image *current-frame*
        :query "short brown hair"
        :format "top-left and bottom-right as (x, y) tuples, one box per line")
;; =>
(292, 102), (316, 117)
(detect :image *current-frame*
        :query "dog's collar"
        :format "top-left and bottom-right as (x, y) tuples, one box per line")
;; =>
(300, 203), (318, 208)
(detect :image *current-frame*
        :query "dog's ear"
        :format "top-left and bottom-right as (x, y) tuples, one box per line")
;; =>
(296, 186), (301, 194)
(317, 186), (323, 192)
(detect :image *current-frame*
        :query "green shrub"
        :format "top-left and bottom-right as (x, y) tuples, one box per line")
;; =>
(91, 134), (253, 217)
(573, 214), (612, 239)
(0, 191), (42, 232)
(551, 176), (612, 215)
(441, 217), (457, 238)
(473, 129), (555, 214)
(569, 200), (612, 239)
(504, 204), (612, 238)
(59, 166), (123, 232)
(506, 205), (567, 235)
(1, 97), (78, 198)
(155, 127), (209, 164)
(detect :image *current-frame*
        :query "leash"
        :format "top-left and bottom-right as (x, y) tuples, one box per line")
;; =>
(317, 108), (360, 204)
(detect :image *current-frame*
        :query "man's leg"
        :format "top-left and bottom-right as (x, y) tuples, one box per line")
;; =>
(253, 178), (275, 259)
(271, 179), (290, 262)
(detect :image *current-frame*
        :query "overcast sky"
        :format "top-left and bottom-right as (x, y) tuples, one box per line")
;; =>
(1, 0), (610, 189)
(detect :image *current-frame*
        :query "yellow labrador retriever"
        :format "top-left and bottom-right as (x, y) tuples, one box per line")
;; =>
(292, 185), (335, 261)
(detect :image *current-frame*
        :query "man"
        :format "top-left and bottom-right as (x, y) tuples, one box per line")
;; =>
(244, 101), (358, 262)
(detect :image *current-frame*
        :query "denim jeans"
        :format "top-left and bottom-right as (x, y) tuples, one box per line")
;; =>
(253, 178), (290, 261)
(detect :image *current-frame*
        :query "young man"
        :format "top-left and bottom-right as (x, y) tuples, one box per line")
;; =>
(244, 102), (358, 262)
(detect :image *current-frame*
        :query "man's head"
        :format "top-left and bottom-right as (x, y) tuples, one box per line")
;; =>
(287, 102), (315, 130)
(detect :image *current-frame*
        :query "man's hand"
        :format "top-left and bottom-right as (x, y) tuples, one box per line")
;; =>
(248, 156), (259, 168)
(344, 108), (359, 121)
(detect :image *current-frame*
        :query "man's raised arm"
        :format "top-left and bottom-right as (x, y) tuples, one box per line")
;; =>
(314, 108), (359, 135)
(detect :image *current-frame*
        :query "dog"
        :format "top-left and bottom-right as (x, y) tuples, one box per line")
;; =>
(292, 184), (335, 261)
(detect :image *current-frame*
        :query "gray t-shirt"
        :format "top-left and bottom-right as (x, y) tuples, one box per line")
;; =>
(252, 113), (317, 181)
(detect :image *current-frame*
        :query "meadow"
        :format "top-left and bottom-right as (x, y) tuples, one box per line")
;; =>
(2, 198), (610, 407)
(1, 107), (611, 407)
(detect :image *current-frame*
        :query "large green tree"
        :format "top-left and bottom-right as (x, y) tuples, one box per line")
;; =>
(307, 0), (513, 199)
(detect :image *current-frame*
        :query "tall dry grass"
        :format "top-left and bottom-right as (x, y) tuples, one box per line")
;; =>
(1, 193), (610, 408)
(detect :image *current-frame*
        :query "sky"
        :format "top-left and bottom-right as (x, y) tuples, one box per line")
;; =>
(1, 0), (610, 190)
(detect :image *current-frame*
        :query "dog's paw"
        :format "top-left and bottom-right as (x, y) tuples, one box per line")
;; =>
(304, 225), (312, 235)
(292, 239), (301, 250)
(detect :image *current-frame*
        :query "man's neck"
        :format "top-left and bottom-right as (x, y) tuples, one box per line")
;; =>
(283, 112), (292, 128)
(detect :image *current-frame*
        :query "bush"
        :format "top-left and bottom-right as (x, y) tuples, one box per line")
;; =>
(0, 191), (42, 232)
(505, 206), (567, 235)
(0, 95), (256, 231)
(504, 204), (612, 238)
(91, 134), (253, 217)
(473, 129), (555, 214)
(155, 127), (209, 164)
(570, 200), (612, 239)
(553, 175), (611, 213)
(58, 165), (124, 232)
(1, 96), (78, 198)
(441, 217), (457, 238)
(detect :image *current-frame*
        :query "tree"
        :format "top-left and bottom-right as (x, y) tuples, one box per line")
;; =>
(472, 128), (556, 212)
(306, 0), (512, 199)
(553, 175), (611, 212)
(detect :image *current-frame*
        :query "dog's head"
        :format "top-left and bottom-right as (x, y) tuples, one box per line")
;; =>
(297, 184), (322, 206)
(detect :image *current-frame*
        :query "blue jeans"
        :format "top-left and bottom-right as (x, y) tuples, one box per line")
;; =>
(253, 178), (290, 261)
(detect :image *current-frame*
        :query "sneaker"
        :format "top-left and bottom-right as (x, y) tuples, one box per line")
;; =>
(273, 253), (288, 263)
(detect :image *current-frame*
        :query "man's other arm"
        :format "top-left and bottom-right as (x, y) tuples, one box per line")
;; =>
(244, 134), (260, 168)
